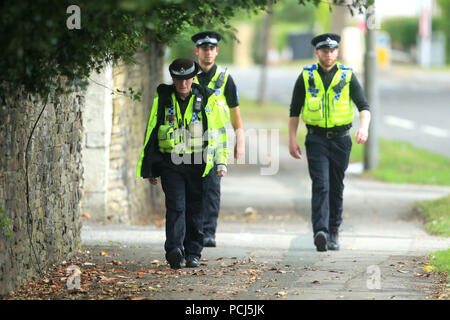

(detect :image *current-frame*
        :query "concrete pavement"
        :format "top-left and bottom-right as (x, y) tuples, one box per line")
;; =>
(81, 139), (450, 300)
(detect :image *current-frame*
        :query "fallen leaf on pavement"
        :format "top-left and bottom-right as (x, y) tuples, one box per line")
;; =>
(98, 276), (116, 283)
(312, 280), (320, 284)
(422, 265), (434, 272)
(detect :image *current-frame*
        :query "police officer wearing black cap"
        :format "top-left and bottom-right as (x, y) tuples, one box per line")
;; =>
(136, 58), (227, 268)
(191, 31), (245, 248)
(288, 33), (371, 252)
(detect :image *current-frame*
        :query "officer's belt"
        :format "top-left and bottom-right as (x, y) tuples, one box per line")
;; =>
(307, 126), (350, 139)
(161, 152), (206, 165)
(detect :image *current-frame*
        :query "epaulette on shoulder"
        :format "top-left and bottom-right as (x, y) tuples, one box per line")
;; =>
(303, 64), (317, 71)
(338, 64), (352, 71)
(205, 87), (215, 97)
(192, 83), (214, 99)
(157, 83), (174, 96)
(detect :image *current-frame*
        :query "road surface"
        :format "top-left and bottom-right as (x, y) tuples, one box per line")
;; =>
(226, 65), (450, 157)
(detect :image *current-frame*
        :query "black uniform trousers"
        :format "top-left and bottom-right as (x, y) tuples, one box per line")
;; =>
(305, 132), (352, 236)
(202, 164), (221, 239)
(159, 154), (205, 259)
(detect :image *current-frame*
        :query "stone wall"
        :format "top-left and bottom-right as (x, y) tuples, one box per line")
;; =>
(81, 65), (113, 222)
(105, 39), (166, 224)
(0, 83), (84, 295)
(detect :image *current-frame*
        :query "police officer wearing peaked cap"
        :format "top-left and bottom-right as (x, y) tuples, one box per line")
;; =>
(136, 58), (228, 269)
(288, 33), (371, 252)
(192, 31), (222, 47)
(191, 31), (245, 248)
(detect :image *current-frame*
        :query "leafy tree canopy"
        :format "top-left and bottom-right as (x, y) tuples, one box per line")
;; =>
(0, 0), (373, 98)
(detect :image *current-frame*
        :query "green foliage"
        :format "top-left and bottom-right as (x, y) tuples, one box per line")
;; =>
(429, 249), (450, 277)
(437, 0), (450, 63)
(415, 195), (450, 237)
(115, 87), (143, 102)
(167, 26), (236, 64)
(350, 138), (450, 186)
(0, 0), (268, 98)
(1, 0), (373, 98)
(0, 207), (14, 241)
(273, 0), (316, 24)
(297, 0), (374, 16)
(315, 1), (333, 34)
(381, 17), (441, 50)
(0, 1), (147, 98)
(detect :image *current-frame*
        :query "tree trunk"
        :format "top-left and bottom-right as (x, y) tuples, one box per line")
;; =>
(256, 0), (273, 105)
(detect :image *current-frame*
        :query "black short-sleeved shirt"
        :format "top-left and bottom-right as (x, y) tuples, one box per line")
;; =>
(289, 64), (370, 118)
(196, 64), (239, 108)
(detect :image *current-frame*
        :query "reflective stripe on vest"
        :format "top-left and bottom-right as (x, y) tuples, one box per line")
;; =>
(301, 63), (354, 128)
(195, 66), (229, 158)
(158, 93), (204, 154)
(136, 88), (226, 178)
(195, 66), (230, 127)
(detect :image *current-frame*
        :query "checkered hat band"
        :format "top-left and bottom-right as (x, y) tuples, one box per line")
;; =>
(196, 37), (218, 46)
(316, 39), (338, 48)
(170, 64), (195, 76)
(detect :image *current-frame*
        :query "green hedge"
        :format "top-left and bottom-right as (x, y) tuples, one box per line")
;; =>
(381, 16), (442, 50)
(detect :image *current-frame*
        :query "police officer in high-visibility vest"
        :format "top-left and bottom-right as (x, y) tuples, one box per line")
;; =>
(191, 31), (245, 248)
(136, 58), (228, 268)
(288, 33), (371, 252)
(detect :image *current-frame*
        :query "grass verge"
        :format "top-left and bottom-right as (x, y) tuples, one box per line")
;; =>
(350, 138), (450, 186)
(413, 196), (450, 285)
(414, 195), (450, 237)
(429, 249), (450, 275)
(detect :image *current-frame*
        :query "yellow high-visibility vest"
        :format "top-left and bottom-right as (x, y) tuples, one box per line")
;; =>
(302, 63), (354, 128)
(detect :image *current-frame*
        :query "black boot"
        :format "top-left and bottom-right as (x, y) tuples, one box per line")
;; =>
(186, 256), (200, 268)
(327, 231), (340, 251)
(314, 231), (328, 252)
(203, 237), (216, 247)
(166, 248), (184, 269)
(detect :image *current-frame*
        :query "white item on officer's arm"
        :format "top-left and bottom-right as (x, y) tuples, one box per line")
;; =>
(217, 164), (227, 173)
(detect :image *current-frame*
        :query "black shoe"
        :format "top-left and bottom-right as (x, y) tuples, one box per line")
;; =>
(327, 231), (340, 251)
(314, 231), (328, 252)
(186, 256), (200, 268)
(166, 248), (183, 269)
(203, 237), (216, 247)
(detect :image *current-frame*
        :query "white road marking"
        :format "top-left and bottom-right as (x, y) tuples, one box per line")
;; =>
(384, 115), (415, 130)
(384, 115), (449, 139)
(234, 232), (254, 241)
(420, 125), (449, 138)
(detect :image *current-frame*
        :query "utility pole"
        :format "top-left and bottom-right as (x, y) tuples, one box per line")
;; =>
(364, 4), (379, 171)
